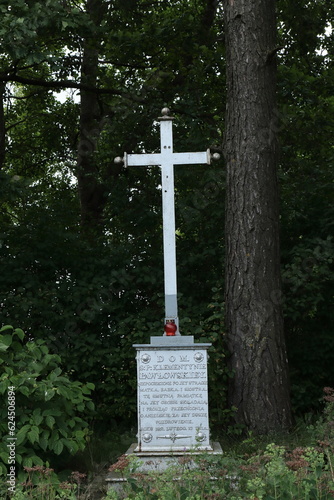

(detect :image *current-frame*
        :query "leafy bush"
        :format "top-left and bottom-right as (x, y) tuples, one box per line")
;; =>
(0, 465), (88, 499)
(105, 391), (334, 499)
(1, 387), (334, 498)
(0, 325), (95, 478)
(107, 441), (334, 499)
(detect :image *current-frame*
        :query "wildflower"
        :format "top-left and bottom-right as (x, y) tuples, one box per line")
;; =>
(285, 447), (308, 471)
(108, 454), (130, 473)
(323, 387), (334, 402)
(21, 480), (33, 488)
(43, 467), (54, 477)
(318, 440), (330, 448)
(70, 471), (87, 483)
(23, 465), (54, 476)
(178, 455), (193, 466)
(59, 482), (73, 490)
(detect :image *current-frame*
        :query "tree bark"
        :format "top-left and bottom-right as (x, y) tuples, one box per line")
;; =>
(223, 0), (292, 433)
(77, 0), (108, 228)
(0, 84), (6, 169)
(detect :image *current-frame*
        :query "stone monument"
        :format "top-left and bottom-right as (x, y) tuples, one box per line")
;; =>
(134, 335), (212, 454)
(108, 108), (221, 487)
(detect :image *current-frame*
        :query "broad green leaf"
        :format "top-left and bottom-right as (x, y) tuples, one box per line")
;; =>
(44, 389), (55, 401)
(46, 415), (55, 429)
(32, 455), (44, 466)
(27, 426), (39, 444)
(59, 427), (68, 437)
(0, 335), (12, 351)
(74, 430), (86, 440)
(57, 386), (71, 398)
(22, 456), (33, 468)
(81, 385), (92, 394)
(48, 367), (62, 381)
(53, 440), (64, 455)
(49, 430), (59, 446)
(0, 451), (8, 462)
(41, 430), (50, 446)
(86, 400), (95, 411)
(19, 386), (29, 396)
(39, 436), (48, 451)
(0, 326), (13, 333)
(0, 381), (8, 394)
(32, 408), (43, 426)
(13, 328), (24, 341)
(16, 424), (30, 446)
(42, 408), (62, 417)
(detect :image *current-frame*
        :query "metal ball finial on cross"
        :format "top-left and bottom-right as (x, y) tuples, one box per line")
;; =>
(114, 156), (123, 165)
(159, 107), (174, 121)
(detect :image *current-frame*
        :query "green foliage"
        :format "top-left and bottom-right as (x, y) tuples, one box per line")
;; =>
(314, 387), (334, 473)
(283, 237), (334, 322)
(0, 0), (333, 429)
(0, 326), (94, 478)
(282, 238), (334, 413)
(0, 107), (226, 428)
(106, 440), (334, 500)
(0, 0), (90, 66)
(0, 465), (86, 499)
(102, 394), (334, 499)
(277, 0), (334, 413)
(1, 391), (334, 499)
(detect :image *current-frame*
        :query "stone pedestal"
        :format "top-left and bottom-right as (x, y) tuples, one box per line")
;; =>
(123, 441), (223, 472)
(134, 336), (212, 452)
(106, 335), (222, 493)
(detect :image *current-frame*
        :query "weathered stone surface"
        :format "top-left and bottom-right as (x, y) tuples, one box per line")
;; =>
(133, 336), (212, 452)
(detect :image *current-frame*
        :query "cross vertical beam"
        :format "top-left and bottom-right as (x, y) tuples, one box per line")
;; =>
(115, 108), (219, 335)
(159, 116), (178, 330)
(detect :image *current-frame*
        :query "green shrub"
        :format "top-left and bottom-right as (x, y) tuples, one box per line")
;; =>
(109, 445), (334, 499)
(0, 325), (95, 479)
(106, 430), (334, 499)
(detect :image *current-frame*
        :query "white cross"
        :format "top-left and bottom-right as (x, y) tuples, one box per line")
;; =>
(115, 108), (218, 335)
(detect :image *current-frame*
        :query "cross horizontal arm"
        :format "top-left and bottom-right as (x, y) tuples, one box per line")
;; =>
(125, 152), (162, 167)
(172, 150), (210, 165)
(124, 149), (211, 168)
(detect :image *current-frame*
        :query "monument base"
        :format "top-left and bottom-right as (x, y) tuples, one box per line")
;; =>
(134, 336), (213, 452)
(106, 442), (223, 495)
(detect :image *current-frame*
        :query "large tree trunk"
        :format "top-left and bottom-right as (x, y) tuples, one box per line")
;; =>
(223, 0), (292, 433)
(77, 0), (107, 228)
(0, 84), (6, 169)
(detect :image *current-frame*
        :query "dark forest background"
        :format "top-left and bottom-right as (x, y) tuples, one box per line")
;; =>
(1, 0), (334, 465)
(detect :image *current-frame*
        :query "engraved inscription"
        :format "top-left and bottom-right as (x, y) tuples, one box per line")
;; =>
(137, 349), (210, 450)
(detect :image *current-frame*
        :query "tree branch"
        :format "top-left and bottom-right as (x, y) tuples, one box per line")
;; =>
(0, 73), (127, 96)
(5, 119), (27, 133)
(201, 0), (219, 30)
